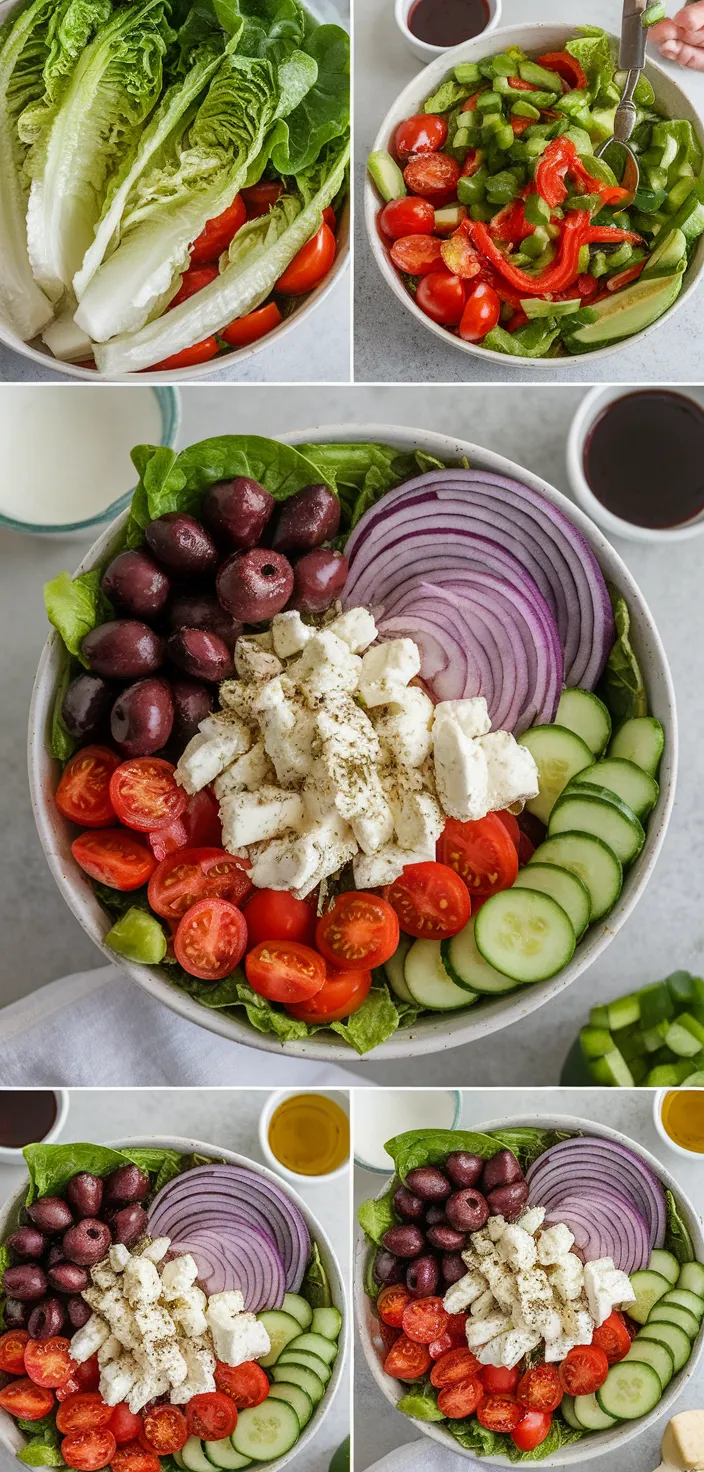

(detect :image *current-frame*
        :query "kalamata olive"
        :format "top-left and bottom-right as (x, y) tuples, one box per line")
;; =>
(381, 1224), (425, 1259)
(111, 678), (174, 757)
(82, 621), (164, 679)
(202, 478), (275, 550)
(446, 1152), (485, 1189)
(3, 1299), (28, 1329)
(406, 1255), (439, 1298)
(48, 1261), (89, 1294)
(406, 1167), (452, 1203)
(3, 1264), (47, 1302)
(7, 1227), (46, 1260)
(487, 1181), (529, 1223)
(291, 548), (348, 614)
(445, 1189), (490, 1233)
(105, 1164), (150, 1204)
(45, 1244), (65, 1269)
(271, 485), (341, 552)
(145, 514), (218, 577)
(28, 1297), (66, 1340)
(62, 674), (116, 743)
(482, 1150), (523, 1192)
(102, 550), (170, 620)
(167, 628), (234, 683)
(168, 596), (241, 649)
(111, 1205), (148, 1247)
(62, 1219), (111, 1266)
(66, 1296), (92, 1330)
(216, 548), (294, 624)
(393, 1187), (425, 1222)
(171, 679), (216, 745)
(27, 1198), (73, 1234)
(442, 1253), (467, 1286)
(427, 1224), (466, 1252)
(66, 1173), (104, 1220)
(424, 1205), (447, 1227)
(373, 1250), (403, 1287)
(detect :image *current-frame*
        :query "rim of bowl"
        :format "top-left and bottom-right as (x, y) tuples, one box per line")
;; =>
(0, 388), (181, 533)
(394, 0), (501, 62)
(355, 1112), (704, 1465)
(0, 1134), (347, 1472)
(365, 23), (704, 369)
(259, 1089), (351, 1186)
(567, 386), (704, 544)
(354, 1089), (463, 1173)
(27, 421), (678, 1062)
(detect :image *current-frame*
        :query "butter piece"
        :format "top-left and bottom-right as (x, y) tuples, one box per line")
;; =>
(662, 1411), (704, 1470)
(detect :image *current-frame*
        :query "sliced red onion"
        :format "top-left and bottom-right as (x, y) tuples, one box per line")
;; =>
(148, 1165), (311, 1293)
(171, 1226), (285, 1312)
(544, 1190), (650, 1275)
(527, 1139), (666, 1250)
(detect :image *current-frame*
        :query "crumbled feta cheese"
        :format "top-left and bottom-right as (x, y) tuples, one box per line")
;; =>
(123, 1257), (162, 1307)
(583, 1259), (635, 1326)
(214, 740), (274, 800)
(497, 1226), (537, 1273)
(433, 712), (489, 821)
(70, 1314), (111, 1362)
(435, 698), (491, 741)
(536, 1224), (575, 1266)
(487, 1217), (507, 1243)
(550, 1256), (585, 1302)
(328, 607), (377, 653)
(90, 1263), (119, 1290)
(388, 786), (444, 853)
(128, 1372), (170, 1414)
(100, 1354), (140, 1405)
(109, 1245), (131, 1273)
(477, 730), (539, 812)
(235, 634), (283, 683)
(169, 1341), (216, 1404)
(350, 788), (395, 855)
(373, 687), (435, 769)
(358, 640), (420, 706)
(160, 1255), (199, 1300)
(271, 612), (313, 660)
(176, 716), (251, 794)
(443, 1272), (488, 1314)
(140, 1238), (170, 1264)
(220, 787), (305, 849)
(289, 631), (362, 703)
(477, 1328), (542, 1369)
(465, 1313), (513, 1349)
(516, 1208), (546, 1237)
(353, 842), (434, 890)
(471, 1289), (498, 1321)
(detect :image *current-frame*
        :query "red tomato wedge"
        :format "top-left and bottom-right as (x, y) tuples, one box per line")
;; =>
(286, 964), (372, 1023)
(148, 848), (252, 921)
(189, 196), (246, 266)
(517, 1364), (563, 1413)
(377, 1286), (413, 1329)
(0, 1329), (29, 1374)
(242, 181), (284, 217)
(316, 892), (400, 970)
(245, 940), (326, 1004)
(55, 747), (120, 828)
(221, 303), (283, 349)
(61, 1430), (116, 1470)
(0, 1378), (55, 1420)
(277, 223), (336, 295)
(242, 888), (316, 950)
(214, 1361), (269, 1409)
(401, 1297), (448, 1345)
(110, 758), (188, 833)
(383, 1335), (432, 1381)
(437, 814), (519, 898)
(174, 898), (247, 981)
(591, 1311), (632, 1364)
(437, 1377), (485, 1419)
(141, 1405), (188, 1453)
(537, 50), (587, 90)
(430, 1349), (481, 1388)
(149, 338), (219, 371)
(185, 1392), (237, 1441)
(384, 861), (470, 940)
(57, 1395), (115, 1433)
(558, 1345), (609, 1396)
(72, 829), (156, 890)
(25, 1338), (76, 1389)
(169, 264), (219, 310)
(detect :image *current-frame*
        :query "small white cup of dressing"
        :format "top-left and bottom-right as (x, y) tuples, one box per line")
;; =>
(353, 1089), (462, 1173)
(395, 0), (501, 67)
(0, 386), (180, 539)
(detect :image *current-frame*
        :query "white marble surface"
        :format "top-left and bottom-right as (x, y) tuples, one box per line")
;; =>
(354, 0), (704, 384)
(354, 1087), (704, 1471)
(0, 1088), (350, 1472)
(1, 383), (702, 1086)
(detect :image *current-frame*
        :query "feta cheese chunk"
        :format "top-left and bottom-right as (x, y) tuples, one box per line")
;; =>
(471, 1289), (498, 1321)
(353, 842), (434, 889)
(487, 1217), (507, 1243)
(328, 607), (377, 653)
(497, 1226), (537, 1273)
(271, 611), (312, 660)
(141, 1238), (170, 1263)
(289, 631), (362, 703)
(465, 1313), (513, 1349)
(176, 715), (252, 794)
(373, 687), (435, 768)
(206, 1294), (270, 1366)
(170, 1341), (216, 1405)
(235, 633), (283, 683)
(359, 640), (421, 706)
(433, 711), (489, 821)
(443, 1272), (488, 1314)
(109, 1245), (131, 1273)
(128, 1372), (170, 1414)
(99, 1354), (140, 1405)
(123, 1256), (162, 1307)
(160, 1255), (199, 1300)
(550, 1256), (585, 1302)
(220, 787), (304, 849)
(536, 1223), (575, 1266)
(517, 1208), (546, 1237)
(477, 1328), (541, 1369)
(350, 788), (395, 855)
(90, 1263), (118, 1290)
(70, 1314), (111, 1363)
(214, 740), (274, 800)
(389, 786), (444, 853)
(435, 698), (491, 741)
(477, 730), (539, 812)
(97, 1335), (122, 1367)
(583, 1258), (635, 1326)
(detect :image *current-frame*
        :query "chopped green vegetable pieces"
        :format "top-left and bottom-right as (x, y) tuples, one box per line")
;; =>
(567, 971), (704, 1085)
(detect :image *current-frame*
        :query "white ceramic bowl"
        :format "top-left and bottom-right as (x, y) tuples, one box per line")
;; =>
(653, 1087), (704, 1162)
(0, 1134), (347, 1472)
(395, 0), (500, 68)
(355, 1113), (704, 1465)
(0, 0), (349, 384)
(567, 386), (704, 544)
(259, 1090), (351, 1187)
(28, 422), (677, 1062)
(0, 1089), (69, 1166)
(365, 23), (704, 369)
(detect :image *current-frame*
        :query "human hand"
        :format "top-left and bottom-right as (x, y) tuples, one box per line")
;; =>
(649, 3), (704, 70)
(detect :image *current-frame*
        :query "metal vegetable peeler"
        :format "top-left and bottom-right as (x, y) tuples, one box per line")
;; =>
(596, 0), (649, 207)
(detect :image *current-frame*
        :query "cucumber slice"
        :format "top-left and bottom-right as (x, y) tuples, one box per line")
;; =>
(442, 919), (519, 994)
(548, 789), (645, 866)
(649, 1302), (700, 1340)
(278, 1349), (331, 1383)
(678, 1262), (704, 1299)
(266, 1383), (313, 1430)
(624, 1338), (674, 1390)
(571, 758), (659, 820)
(384, 935), (414, 1004)
(270, 1362), (325, 1403)
(286, 1331), (338, 1365)
(232, 1402), (299, 1461)
(661, 1288), (704, 1321)
(628, 1268), (671, 1324)
(560, 1396), (583, 1432)
(609, 716), (665, 776)
(648, 1250), (680, 1286)
(683, 1070), (704, 1086)
(596, 1360), (662, 1421)
(474, 888), (575, 984)
(174, 1454), (186, 1470)
(517, 724), (594, 824)
(589, 1047), (635, 1087)
(204, 1441), (252, 1469)
(404, 938), (480, 1011)
(556, 689), (612, 756)
(182, 1440), (215, 1472)
(281, 1293), (313, 1331)
(513, 863), (590, 940)
(637, 1321), (691, 1372)
(311, 1306), (342, 1340)
(573, 1392), (618, 1430)
(256, 1310), (302, 1366)
(530, 832), (622, 921)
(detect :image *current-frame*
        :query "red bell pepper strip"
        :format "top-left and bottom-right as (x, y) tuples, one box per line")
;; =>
(468, 211), (589, 296)
(490, 200), (535, 243)
(511, 115), (533, 136)
(535, 138), (629, 210)
(508, 76), (540, 91)
(461, 88), (488, 111)
(584, 224), (643, 244)
(537, 51), (587, 91)
(460, 148), (483, 177)
(606, 262), (645, 291)
(570, 152), (629, 206)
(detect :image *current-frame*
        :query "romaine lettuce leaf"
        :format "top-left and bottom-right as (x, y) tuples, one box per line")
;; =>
(357, 1185), (396, 1246)
(237, 0), (307, 64)
(44, 569), (113, 663)
(329, 980), (401, 1053)
(269, 24), (349, 175)
(566, 28), (615, 103)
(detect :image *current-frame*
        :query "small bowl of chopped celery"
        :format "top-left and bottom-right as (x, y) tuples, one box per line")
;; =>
(365, 24), (704, 367)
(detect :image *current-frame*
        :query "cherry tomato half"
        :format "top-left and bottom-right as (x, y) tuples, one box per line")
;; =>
(169, 264), (219, 310)
(390, 234), (445, 276)
(242, 888), (316, 950)
(437, 814), (519, 898)
(174, 897), (247, 981)
(57, 1394), (115, 1433)
(379, 196), (435, 239)
(214, 1361), (270, 1409)
(245, 940), (326, 1004)
(459, 281), (500, 342)
(517, 1364), (562, 1413)
(476, 1395), (523, 1433)
(185, 1391), (237, 1441)
(0, 1378), (55, 1421)
(384, 861), (470, 940)
(511, 1410), (553, 1452)
(242, 181), (284, 218)
(558, 1345), (609, 1397)
(0, 1329), (29, 1375)
(111, 1443), (160, 1472)
(383, 1335), (431, 1381)
(394, 114), (448, 159)
(61, 1429), (116, 1471)
(437, 1377), (485, 1419)
(25, 1338), (76, 1390)
(148, 848), (252, 921)
(149, 338), (219, 372)
(592, 1311), (632, 1365)
(481, 1365), (520, 1395)
(316, 892), (400, 970)
(286, 963), (372, 1023)
(189, 195), (246, 266)
(377, 1285), (413, 1329)
(416, 270), (465, 326)
(141, 1404), (188, 1454)
(110, 758), (187, 833)
(277, 223), (336, 295)
(221, 303), (283, 349)
(403, 153), (460, 203)
(401, 1297), (448, 1346)
(55, 746), (120, 828)
(109, 1405), (144, 1445)
(430, 1349), (481, 1388)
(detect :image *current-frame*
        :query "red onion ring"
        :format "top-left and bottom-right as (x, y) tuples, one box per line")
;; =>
(544, 1190), (650, 1275)
(527, 1139), (666, 1251)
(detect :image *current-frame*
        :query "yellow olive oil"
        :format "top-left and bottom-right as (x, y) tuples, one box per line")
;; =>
(268, 1093), (349, 1176)
(661, 1090), (704, 1154)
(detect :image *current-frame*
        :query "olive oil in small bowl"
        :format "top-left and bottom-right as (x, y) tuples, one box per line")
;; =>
(259, 1091), (350, 1185)
(654, 1088), (704, 1160)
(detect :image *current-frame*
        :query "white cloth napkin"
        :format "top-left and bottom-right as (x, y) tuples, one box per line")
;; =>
(366, 1442), (482, 1472)
(0, 967), (368, 1086)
